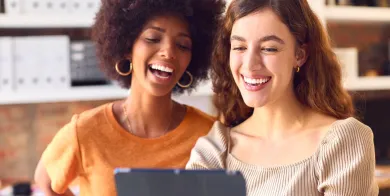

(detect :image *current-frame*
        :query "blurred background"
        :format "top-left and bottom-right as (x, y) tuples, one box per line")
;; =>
(0, 0), (389, 195)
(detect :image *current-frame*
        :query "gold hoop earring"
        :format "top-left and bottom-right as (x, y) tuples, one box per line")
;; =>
(177, 71), (193, 88)
(296, 66), (300, 73)
(115, 59), (132, 76)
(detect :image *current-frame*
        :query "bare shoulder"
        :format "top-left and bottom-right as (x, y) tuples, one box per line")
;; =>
(305, 111), (339, 141)
(309, 111), (338, 128)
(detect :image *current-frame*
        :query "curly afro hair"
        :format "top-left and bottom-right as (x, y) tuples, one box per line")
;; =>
(92, 0), (225, 94)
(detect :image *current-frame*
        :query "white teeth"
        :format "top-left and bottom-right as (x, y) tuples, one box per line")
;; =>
(243, 76), (270, 84)
(150, 64), (173, 73)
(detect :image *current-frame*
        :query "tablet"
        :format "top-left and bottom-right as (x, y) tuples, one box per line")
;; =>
(114, 168), (246, 196)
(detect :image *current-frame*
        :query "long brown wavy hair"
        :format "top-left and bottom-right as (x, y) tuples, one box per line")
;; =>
(212, 0), (354, 127)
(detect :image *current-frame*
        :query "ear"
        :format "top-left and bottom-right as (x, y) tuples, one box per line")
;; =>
(295, 44), (308, 68)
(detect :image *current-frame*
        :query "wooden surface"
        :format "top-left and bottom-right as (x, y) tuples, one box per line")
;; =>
(376, 165), (390, 189)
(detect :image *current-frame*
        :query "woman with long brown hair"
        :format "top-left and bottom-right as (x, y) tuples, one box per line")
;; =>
(186, 0), (378, 195)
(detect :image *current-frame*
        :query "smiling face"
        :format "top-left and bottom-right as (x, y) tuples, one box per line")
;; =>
(130, 14), (192, 96)
(229, 8), (307, 108)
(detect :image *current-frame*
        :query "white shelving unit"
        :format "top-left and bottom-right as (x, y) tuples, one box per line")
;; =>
(308, 0), (390, 91)
(325, 6), (390, 23)
(0, 81), (213, 105)
(0, 85), (128, 105)
(345, 77), (390, 91)
(0, 14), (95, 28)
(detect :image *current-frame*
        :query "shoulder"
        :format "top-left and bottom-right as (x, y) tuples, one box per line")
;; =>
(76, 103), (111, 124)
(195, 121), (230, 154)
(65, 102), (113, 139)
(316, 117), (375, 163)
(322, 117), (373, 145)
(315, 117), (377, 195)
(186, 121), (230, 169)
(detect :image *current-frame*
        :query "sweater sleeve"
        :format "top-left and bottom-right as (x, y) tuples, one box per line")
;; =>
(186, 121), (229, 170)
(316, 118), (378, 196)
(41, 115), (83, 194)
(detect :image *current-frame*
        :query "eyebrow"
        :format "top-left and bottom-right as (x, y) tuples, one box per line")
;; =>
(146, 26), (165, 32)
(145, 26), (191, 39)
(230, 35), (285, 44)
(230, 35), (246, 42)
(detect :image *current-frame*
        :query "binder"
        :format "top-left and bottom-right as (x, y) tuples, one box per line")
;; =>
(69, 0), (100, 15)
(40, 36), (71, 89)
(4, 0), (22, 15)
(49, 0), (71, 14)
(13, 36), (71, 91)
(0, 37), (14, 92)
(36, 0), (70, 14)
(70, 40), (106, 85)
(13, 36), (41, 91)
(23, 0), (41, 14)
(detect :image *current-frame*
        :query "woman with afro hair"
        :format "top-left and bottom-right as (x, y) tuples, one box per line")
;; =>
(34, 0), (225, 195)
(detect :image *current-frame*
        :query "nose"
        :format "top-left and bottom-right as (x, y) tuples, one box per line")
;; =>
(243, 47), (264, 70)
(158, 40), (176, 60)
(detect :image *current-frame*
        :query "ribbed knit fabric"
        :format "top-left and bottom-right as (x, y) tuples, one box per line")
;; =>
(186, 117), (379, 196)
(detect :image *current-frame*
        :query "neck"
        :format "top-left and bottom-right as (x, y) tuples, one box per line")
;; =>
(124, 81), (174, 137)
(248, 87), (307, 139)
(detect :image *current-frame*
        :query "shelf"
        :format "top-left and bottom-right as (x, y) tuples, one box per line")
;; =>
(325, 6), (390, 23)
(1, 74), (388, 104)
(2, 6), (389, 27)
(0, 85), (128, 105)
(345, 76), (390, 91)
(0, 81), (213, 105)
(0, 14), (94, 28)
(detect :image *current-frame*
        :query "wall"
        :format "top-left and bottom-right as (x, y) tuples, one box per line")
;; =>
(0, 100), (110, 181)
